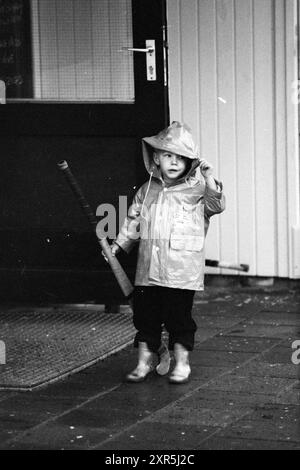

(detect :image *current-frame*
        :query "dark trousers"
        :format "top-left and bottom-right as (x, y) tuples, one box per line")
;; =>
(132, 286), (197, 353)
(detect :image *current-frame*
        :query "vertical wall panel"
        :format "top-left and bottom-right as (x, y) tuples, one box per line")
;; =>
(235, 0), (256, 275)
(180, 0), (200, 143)
(274, 0), (289, 277)
(167, 0), (299, 278)
(215, 0), (238, 274)
(286, 0), (300, 278)
(253, 0), (276, 275)
(168, 0), (183, 121)
(198, 0), (220, 271)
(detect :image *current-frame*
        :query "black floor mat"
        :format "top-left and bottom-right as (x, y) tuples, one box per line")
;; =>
(0, 306), (135, 390)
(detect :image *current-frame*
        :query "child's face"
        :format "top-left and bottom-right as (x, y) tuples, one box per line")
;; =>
(153, 151), (188, 182)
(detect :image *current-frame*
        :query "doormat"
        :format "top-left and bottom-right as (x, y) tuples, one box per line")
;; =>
(0, 306), (135, 391)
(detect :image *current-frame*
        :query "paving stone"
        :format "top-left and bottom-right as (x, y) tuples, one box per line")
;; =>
(235, 360), (297, 379)
(201, 373), (296, 395)
(193, 303), (259, 318)
(216, 404), (300, 443)
(96, 422), (221, 451)
(2, 422), (108, 450)
(249, 312), (300, 326)
(261, 344), (295, 364)
(198, 437), (300, 450)
(178, 389), (277, 407)
(0, 414), (34, 442)
(0, 391), (17, 402)
(88, 384), (179, 413)
(190, 366), (230, 383)
(0, 392), (84, 420)
(56, 405), (143, 433)
(274, 381), (300, 405)
(145, 402), (252, 428)
(194, 314), (244, 329)
(191, 349), (254, 367)
(35, 349), (136, 398)
(196, 336), (281, 353)
(194, 328), (223, 343)
(259, 306), (300, 314)
(0, 391), (93, 445)
(224, 325), (295, 339)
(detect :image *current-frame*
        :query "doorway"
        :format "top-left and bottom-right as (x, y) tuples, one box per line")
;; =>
(0, 0), (169, 302)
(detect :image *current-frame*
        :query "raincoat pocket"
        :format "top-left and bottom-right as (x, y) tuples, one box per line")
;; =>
(170, 202), (204, 251)
(170, 226), (204, 251)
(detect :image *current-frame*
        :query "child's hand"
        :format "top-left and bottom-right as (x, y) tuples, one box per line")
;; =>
(102, 242), (120, 263)
(199, 159), (213, 179)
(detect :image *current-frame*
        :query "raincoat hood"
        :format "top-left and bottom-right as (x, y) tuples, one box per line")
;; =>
(142, 121), (200, 180)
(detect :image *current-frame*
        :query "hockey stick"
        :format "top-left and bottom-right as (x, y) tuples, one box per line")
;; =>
(57, 160), (134, 303)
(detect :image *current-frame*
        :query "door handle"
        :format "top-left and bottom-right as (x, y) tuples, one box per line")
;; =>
(122, 46), (154, 54)
(122, 40), (156, 81)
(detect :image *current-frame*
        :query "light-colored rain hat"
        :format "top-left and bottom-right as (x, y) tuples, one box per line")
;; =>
(142, 121), (199, 177)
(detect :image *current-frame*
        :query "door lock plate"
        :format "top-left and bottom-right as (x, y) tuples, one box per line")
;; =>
(146, 40), (156, 81)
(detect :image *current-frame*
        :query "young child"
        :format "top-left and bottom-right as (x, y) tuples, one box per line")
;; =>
(108, 121), (225, 384)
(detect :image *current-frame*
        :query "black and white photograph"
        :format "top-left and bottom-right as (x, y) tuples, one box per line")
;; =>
(0, 0), (299, 454)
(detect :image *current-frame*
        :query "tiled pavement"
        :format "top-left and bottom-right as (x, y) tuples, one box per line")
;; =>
(0, 286), (299, 450)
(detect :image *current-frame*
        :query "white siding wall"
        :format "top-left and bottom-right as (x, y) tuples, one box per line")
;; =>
(167, 0), (300, 278)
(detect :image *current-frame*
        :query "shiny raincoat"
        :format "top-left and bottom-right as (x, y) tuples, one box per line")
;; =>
(115, 122), (225, 291)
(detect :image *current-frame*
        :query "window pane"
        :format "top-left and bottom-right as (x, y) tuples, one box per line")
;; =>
(0, 0), (33, 98)
(0, 0), (135, 102)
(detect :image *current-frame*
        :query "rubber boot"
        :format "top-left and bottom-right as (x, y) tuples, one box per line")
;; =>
(169, 343), (191, 384)
(126, 342), (154, 383)
(156, 343), (171, 376)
